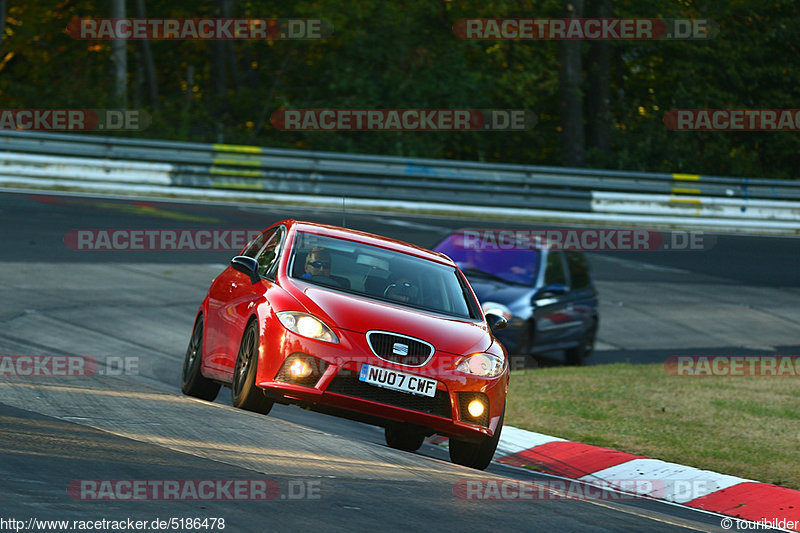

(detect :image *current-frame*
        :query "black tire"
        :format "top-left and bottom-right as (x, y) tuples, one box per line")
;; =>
(231, 320), (274, 414)
(181, 315), (221, 401)
(449, 405), (504, 470)
(385, 425), (426, 452)
(565, 322), (597, 366)
(512, 326), (534, 371)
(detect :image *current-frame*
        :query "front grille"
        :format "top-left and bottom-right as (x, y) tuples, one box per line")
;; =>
(326, 375), (452, 418)
(366, 331), (434, 366)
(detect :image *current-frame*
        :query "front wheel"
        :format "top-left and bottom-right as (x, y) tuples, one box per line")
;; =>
(449, 406), (504, 470)
(181, 316), (221, 401)
(565, 322), (596, 366)
(231, 320), (274, 415)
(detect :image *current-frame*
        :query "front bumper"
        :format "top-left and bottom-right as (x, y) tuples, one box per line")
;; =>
(255, 325), (508, 440)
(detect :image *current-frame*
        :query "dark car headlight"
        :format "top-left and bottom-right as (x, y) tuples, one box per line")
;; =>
(481, 301), (513, 321)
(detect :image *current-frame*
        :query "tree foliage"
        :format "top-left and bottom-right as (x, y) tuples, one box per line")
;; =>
(0, 0), (797, 179)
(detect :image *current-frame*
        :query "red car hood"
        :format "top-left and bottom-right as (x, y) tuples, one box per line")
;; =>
(287, 283), (491, 355)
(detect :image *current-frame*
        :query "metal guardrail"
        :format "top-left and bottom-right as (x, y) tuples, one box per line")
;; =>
(0, 130), (798, 228)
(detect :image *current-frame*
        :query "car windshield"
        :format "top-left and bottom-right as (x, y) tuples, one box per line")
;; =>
(433, 233), (541, 286)
(289, 232), (477, 319)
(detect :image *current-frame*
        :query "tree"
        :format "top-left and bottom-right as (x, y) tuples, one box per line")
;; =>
(559, 0), (585, 167)
(110, 0), (126, 109)
(0, 0), (7, 51)
(135, 0), (159, 109)
(586, 0), (613, 161)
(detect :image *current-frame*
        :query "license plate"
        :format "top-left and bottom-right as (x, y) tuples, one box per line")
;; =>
(358, 364), (437, 398)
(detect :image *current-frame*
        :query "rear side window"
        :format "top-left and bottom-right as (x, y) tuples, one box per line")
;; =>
(243, 228), (274, 258)
(565, 251), (591, 290)
(543, 251), (567, 285)
(255, 227), (285, 278)
(241, 226), (285, 279)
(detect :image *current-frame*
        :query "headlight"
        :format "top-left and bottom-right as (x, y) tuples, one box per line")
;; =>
(456, 353), (505, 377)
(276, 311), (339, 343)
(481, 301), (513, 321)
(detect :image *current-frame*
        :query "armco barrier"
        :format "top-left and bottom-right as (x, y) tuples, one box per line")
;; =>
(0, 130), (798, 232)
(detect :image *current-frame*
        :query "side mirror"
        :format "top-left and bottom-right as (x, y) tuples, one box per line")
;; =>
(485, 312), (508, 331)
(231, 256), (260, 284)
(534, 283), (568, 302)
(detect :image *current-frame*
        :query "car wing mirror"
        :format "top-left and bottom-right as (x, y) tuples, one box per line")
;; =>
(485, 312), (508, 331)
(534, 283), (568, 302)
(231, 256), (260, 284)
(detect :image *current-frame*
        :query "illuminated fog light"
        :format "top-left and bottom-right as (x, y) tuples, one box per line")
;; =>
(289, 359), (312, 379)
(467, 399), (486, 418)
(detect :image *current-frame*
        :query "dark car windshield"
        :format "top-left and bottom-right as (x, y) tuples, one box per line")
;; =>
(434, 233), (541, 286)
(289, 232), (477, 319)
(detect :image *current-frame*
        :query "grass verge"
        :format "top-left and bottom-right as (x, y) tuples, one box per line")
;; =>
(505, 363), (800, 489)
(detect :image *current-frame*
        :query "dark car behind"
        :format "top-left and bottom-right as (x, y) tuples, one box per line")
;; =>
(433, 231), (599, 365)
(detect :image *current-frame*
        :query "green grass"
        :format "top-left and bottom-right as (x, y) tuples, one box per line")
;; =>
(505, 363), (800, 489)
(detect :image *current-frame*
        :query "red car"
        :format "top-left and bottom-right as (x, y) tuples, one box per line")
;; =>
(181, 219), (510, 470)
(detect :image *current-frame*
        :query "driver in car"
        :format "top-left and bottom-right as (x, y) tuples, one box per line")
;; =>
(384, 278), (419, 304)
(302, 247), (331, 279)
(301, 247), (351, 289)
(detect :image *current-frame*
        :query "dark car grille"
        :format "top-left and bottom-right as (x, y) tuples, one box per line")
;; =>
(366, 331), (434, 366)
(326, 375), (451, 419)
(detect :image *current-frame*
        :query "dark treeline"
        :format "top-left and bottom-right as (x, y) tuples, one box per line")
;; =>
(1, 0), (799, 179)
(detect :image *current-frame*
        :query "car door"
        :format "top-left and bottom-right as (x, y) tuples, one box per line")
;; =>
(206, 226), (285, 376)
(532, 250), (577, 349)
(564, 251), (599, 337)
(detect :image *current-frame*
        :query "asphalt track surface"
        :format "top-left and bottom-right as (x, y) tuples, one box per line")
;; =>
(0, 190), (798, 532)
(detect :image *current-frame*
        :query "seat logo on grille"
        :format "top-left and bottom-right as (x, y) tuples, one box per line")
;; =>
(392, 343), (409, 356)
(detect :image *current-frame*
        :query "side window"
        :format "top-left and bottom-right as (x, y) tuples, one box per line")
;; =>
(543, 251), (567, 285)
(565, 252), (591, 290)
(243, 228), (274, 258)
(255, 227), (285, 279)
